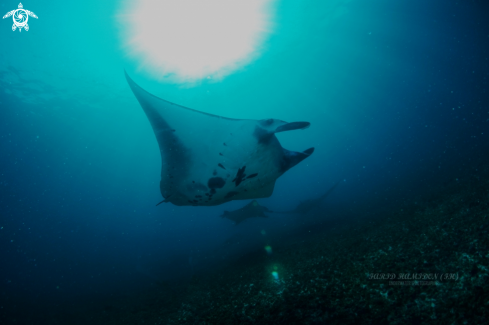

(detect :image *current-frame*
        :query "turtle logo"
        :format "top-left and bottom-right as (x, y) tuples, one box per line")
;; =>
(2, 3), (37, 32)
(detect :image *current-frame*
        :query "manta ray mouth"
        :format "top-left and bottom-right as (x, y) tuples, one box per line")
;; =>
(275, 122), (310, 133)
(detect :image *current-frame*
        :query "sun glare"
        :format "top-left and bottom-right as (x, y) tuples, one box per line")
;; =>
(120, 0), (274, 82)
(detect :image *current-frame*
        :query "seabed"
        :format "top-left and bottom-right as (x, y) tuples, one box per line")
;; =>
(7, 164), (489, 325)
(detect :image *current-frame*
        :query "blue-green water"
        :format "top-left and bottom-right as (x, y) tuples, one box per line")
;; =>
(1, 0), (488, 323)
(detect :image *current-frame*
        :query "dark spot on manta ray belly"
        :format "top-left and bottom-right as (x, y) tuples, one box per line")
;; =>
(232, 166), (247, 187)
(208, 177), (225, 189)
(210, 188), (216, 194)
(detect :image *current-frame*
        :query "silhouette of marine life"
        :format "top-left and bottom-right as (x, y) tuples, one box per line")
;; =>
(125, 71), (314, 206)
(221, 200), (272, 225)
(277, 181), (340, 214)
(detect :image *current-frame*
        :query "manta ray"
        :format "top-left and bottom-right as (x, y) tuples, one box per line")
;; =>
(125, 71), (314, 206)
(277, 181), (340, 214)
(221, 200), (272, 225)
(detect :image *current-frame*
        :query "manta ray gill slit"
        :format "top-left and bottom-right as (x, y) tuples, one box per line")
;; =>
(119, 0), (275, 82)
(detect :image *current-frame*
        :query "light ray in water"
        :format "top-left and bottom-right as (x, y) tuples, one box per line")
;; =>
(119, 0), (275, 82)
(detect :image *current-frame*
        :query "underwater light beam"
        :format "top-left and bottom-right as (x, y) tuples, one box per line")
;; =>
(120, 0), (274, 82)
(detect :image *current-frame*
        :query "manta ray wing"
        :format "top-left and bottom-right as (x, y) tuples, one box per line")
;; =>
(125, 71), (314, 206)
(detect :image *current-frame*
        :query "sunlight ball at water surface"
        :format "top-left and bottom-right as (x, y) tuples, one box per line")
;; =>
(121, 0), (274, 82)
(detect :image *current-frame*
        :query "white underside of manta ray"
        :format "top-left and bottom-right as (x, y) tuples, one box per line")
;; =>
(125, 71), (314, 206)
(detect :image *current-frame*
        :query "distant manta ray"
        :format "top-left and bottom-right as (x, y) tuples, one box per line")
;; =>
(276, 181), (341, 214)
(125, 71), (314, 206)
(221, 200), (272, 225)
